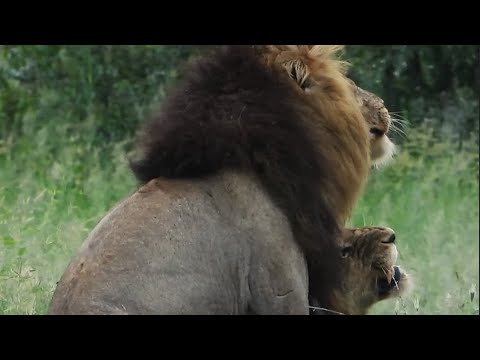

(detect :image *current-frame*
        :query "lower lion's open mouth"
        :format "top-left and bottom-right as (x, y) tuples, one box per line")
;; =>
(377, 265), (401, 295)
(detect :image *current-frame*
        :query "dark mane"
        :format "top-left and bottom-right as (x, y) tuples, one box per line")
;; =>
(130, 45), (349, 299)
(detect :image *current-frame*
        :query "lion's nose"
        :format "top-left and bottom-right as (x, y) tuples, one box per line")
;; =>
(382, 230), (396, 244)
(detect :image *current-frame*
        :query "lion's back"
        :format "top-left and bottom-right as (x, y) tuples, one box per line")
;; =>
(48, 177), (252, 314)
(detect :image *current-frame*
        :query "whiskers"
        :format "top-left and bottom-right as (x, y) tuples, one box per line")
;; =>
(307, 305), (345, 315)
(371, 111), (408, 169)
(388, 112), (409, 140)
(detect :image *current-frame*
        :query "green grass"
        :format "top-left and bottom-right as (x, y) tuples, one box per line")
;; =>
(0, 125), (478, 314)
(0, 127), (137, 314)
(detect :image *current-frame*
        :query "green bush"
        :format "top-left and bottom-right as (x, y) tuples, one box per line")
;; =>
(0, 45), (199, 144)
(346, 45), (478, 145)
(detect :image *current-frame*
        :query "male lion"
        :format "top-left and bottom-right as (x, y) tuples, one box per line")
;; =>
(49, 45), (396, 315)
(310, 227), (410, 315)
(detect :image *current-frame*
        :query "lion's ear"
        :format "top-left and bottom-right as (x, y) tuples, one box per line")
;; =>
(283, 59), (312, 91)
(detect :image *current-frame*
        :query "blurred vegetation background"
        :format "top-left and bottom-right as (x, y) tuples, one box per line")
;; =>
(0, 45), (478, 314)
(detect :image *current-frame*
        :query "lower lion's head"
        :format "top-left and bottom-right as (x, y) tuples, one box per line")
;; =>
(312, 227), (410, 315)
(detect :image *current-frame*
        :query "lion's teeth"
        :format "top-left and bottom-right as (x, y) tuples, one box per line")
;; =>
(385, 268), (393, 284)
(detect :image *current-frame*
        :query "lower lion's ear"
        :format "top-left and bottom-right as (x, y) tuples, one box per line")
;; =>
(283, 59), (312, 91)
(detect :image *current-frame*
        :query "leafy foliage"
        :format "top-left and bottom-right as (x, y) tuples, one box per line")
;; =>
(0, 45), (199, 143)
(346, 45), (479, 145)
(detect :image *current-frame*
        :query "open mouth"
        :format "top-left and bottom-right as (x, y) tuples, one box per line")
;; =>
(377, 265), (402, 296)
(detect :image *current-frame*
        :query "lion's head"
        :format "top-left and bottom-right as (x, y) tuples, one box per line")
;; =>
(311, 227), (410, 315)
(266, 46), (396, 168)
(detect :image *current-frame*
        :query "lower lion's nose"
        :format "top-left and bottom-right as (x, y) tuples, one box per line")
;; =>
(382, 232), (396, 243)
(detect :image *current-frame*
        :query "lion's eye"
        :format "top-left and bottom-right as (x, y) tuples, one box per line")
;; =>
(341, 246), (353, 258)
(301, 78), (313, 91)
